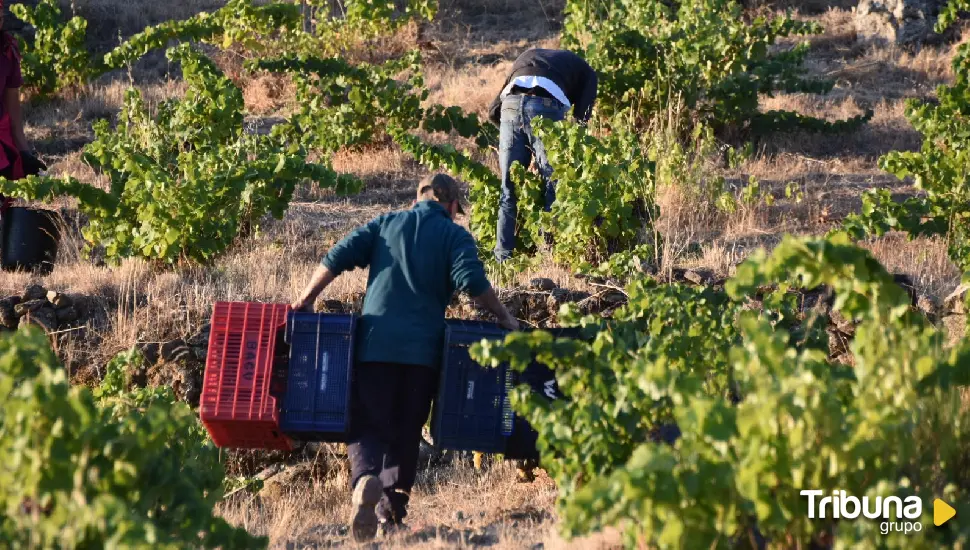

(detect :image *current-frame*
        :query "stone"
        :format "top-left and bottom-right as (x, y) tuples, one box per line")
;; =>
(831, 353), (854, 366)
(14, 299), (49, 317)
(47, 291), (73, 309)
(0, 297), (19, 329)
(258, 462), (314, 500)
(827, 328), (851, 358)
(129, 362), (148, 389)
(916, 294), (940, 321)
(187, 325), (211, 360)
(684, 268), (714, 286)
(892, 273), (918, 306)
(800, 287), (833, 318)
(546, 288), (574, 312)
(942, 314), (966, 347)
(178, 362), (204, 407)
(147, 358), (203, 406)
(603, 291), (627, 306)
(669, 268), (688, 283)
(160, 338), (190, 363)
(741, 296), (764, 314)
(854, 0), (944, 46)
(638, 261), (658, 276)
(22, 284), (47, 302)
(55, 305), (78, 324)
(255, 463), (284, 481)
(528, 278), (557, 292)
(943, 284), (969, 315)
(19, 307), (57, 333)
(830, 309), (856, 335)
(187, 323), (211, 347)
(136, 342), (161, 365)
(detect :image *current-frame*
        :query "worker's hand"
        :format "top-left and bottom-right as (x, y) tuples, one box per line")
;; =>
(499, 314), (519, 331)
(290, 298), (315, 312)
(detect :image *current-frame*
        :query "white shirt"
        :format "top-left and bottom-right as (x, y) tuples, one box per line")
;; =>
(500, 75), (571, 108)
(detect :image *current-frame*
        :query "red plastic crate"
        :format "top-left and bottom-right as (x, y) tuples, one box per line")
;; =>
(200, 302), (294, 450)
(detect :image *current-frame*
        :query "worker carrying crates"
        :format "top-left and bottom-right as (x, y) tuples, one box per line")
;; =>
(199, 301), (569, 457)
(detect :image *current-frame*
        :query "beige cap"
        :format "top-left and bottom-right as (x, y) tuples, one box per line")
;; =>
(417, 173), (466, 214)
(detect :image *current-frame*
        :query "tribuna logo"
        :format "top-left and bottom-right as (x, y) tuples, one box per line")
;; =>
(801, 490), (923, 535)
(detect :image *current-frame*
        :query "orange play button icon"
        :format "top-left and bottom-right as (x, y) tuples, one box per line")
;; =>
(934, 499), (956, 526)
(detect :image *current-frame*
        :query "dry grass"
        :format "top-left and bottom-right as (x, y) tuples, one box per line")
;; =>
(864, 234), (962, 299)
(217, 460), (580, 549)
(72, 0), (227, 48)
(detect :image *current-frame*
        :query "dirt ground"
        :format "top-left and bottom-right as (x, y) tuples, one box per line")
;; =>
(1, 0), (967, 547)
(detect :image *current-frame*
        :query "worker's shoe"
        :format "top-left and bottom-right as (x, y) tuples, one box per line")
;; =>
(516, 459), (539, 483)
(516, 466), (536, 483)
(378, 519), (409, 539)
(350, 475), (383, 542)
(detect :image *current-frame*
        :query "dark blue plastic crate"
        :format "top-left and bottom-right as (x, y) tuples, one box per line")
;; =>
(431, 320), (514, 454)
(433, 324), (582, 457)
(279, 312), (356, 441)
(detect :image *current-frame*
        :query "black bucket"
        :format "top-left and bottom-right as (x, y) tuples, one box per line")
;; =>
(0, 206), (61, 274)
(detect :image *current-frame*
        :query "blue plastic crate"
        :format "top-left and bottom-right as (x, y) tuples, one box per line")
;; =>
(431, 320), (514, 454)
(279, 312), (356, 441)
(433, 324), (583, 457)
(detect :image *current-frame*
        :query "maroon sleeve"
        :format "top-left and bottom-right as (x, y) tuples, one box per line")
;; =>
(7, 57), (23, 89)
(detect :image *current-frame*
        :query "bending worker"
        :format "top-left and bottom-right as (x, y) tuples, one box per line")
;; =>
(0, 0), (44, 180)
(487, 48), (597, 261)
(0, 0), (46, 209)
(292, 173), (519, 542)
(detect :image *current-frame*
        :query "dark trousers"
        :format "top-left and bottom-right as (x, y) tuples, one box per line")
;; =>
(348, 362), (438, 523)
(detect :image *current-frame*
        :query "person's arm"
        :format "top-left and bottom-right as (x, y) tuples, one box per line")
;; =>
(573, 66), (598, 124)
(488, 93), (502, 127)
(323, 215), (382, 272)
(472, 287), (519, 331)
(5, 51), (27, 152)
(291, 265), (337, 311)
(450, 230), (519, 330)
(291, 216), (382, 311)
(4, 87), (28, 152)
(488, 72), (514, 127)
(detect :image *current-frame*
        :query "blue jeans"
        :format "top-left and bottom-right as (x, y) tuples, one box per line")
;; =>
(494, 94), (567, 261)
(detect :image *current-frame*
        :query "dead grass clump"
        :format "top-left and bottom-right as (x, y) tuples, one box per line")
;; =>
(757, 97), (918, 159)
(863, 234), (961, 299)
(326, 147), (421, 206)
(241, 72), (291, 115)
(655, 182), (722, 272)
(424, 61), (511, 116)
(432, 0), (564, 51)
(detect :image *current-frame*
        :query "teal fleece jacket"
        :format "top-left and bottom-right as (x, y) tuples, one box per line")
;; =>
(321, 200), (491, 368)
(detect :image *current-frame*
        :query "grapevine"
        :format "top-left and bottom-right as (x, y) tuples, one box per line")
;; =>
(0, 328), (265, 548)
(842, 0), (970, 271)
(0, 45), (359, 264)
(11, 0), (91, 98)
(474, 234), (970, 548)
(561, 0), (873, 134)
